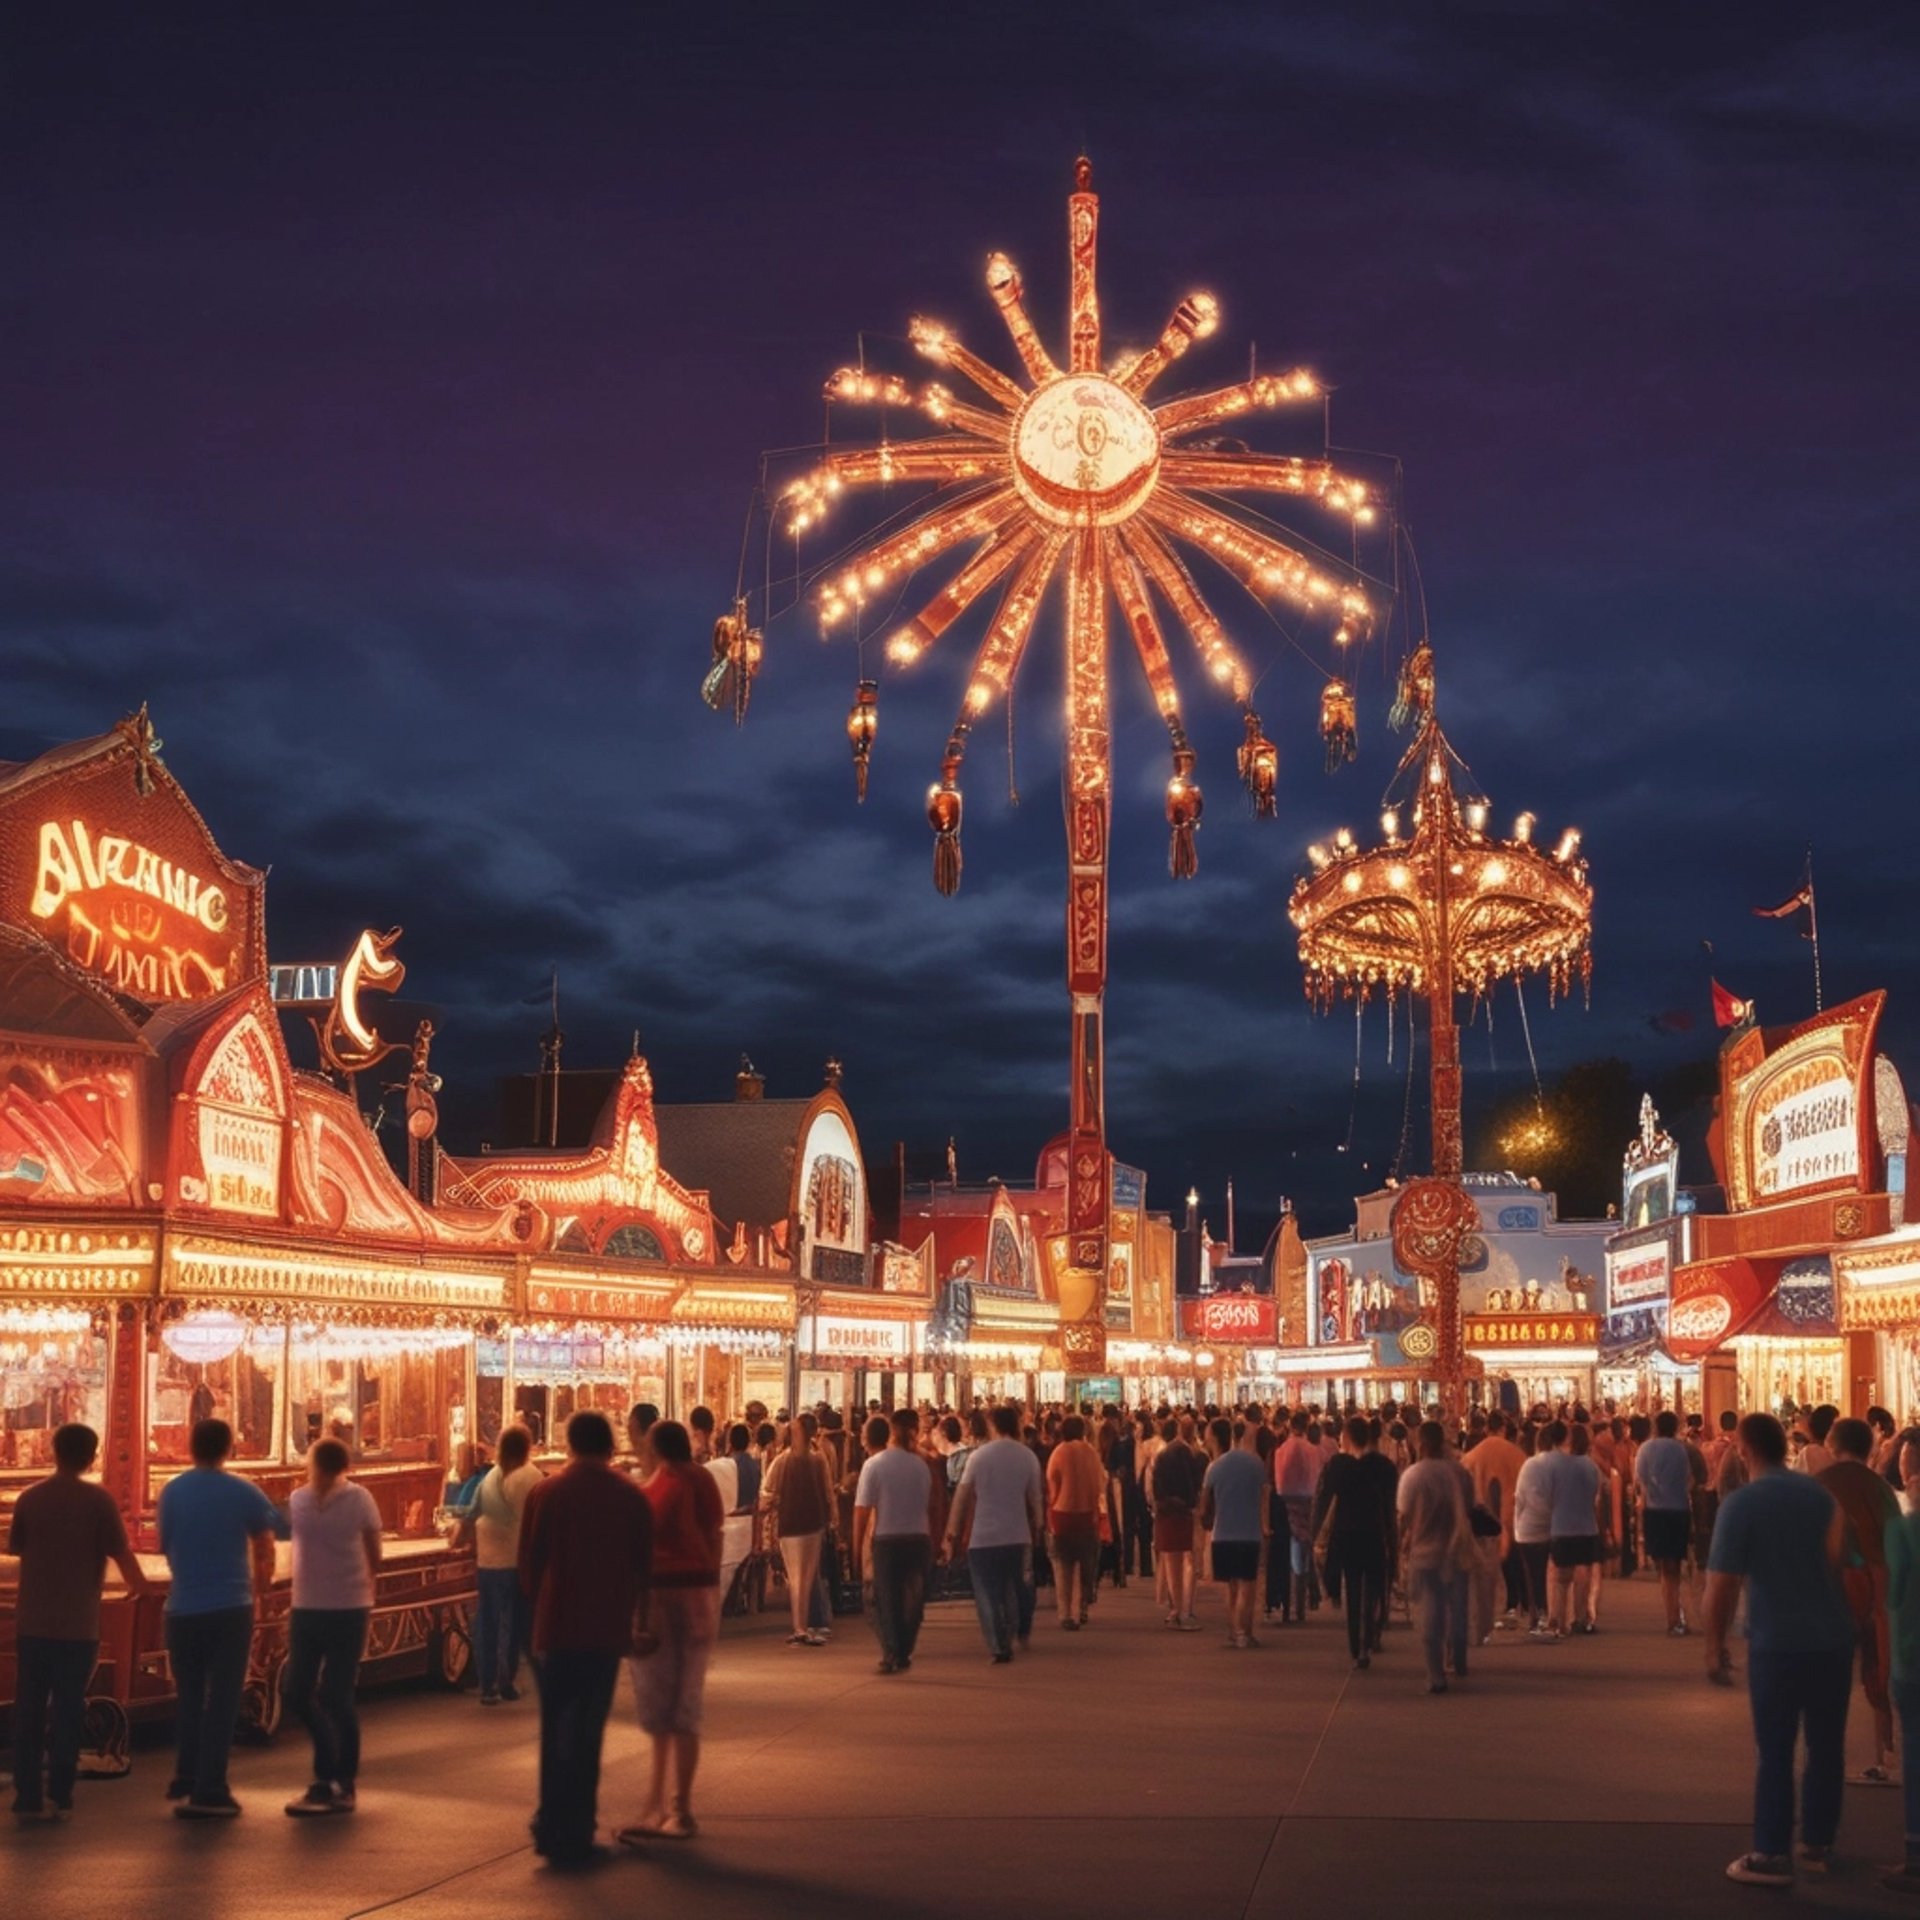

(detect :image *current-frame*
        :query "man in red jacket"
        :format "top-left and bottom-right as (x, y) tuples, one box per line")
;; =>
(518, 1410), (653, 1868)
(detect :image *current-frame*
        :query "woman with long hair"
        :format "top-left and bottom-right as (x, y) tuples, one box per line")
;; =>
(761, 1411), (836, 1647)
(463, 1423), (539, 1705)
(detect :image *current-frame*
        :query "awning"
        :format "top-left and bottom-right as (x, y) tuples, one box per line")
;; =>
(1666, 1256), (1787, 1360)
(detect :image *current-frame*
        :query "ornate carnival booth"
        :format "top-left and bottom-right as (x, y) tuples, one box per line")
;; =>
(1666, 992), (1911, 1419)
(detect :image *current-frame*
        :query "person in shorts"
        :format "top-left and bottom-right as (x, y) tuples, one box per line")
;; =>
(1635, 1410), (1699, 1636)
(619, 1420), (723, 1847)
(1547, 1423), (1607, 1636)
(1201, 1417), (1268, 1650)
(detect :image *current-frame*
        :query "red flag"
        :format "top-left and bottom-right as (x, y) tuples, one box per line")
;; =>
(1753, 883), (1813, 932)
(1711, 979), (1753, 1029)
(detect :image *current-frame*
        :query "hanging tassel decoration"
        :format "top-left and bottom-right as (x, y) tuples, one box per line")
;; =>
(1389, 641), (1435, 733)
(702, 596), (764, 725)
(1165, 746), (1202, 879)
(846, 680), (878, 802)
(1320, 677), (1358, 772)
(929, 735), (966, 896)
(1237, 709), (1278, 817)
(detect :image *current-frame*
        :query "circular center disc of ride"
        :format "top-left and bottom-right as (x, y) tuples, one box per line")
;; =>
(1011, 376), (1160, 527)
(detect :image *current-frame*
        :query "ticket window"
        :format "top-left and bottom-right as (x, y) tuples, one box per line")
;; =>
(150, 1319), (283, 1468)
(0, 1312), (110, 1477)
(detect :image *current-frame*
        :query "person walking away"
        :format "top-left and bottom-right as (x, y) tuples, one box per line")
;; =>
(761, 1412), (836, 1647)
(1046, 1414), (1105, 1630)
(1881, 1435), (1920, 1895)
(1513, 1423), (1562, 1639)
(1203, 1417), (1269, 1650)
(283, 1439), (381, 1816)
(1548, 1425), (1607, 1636)
(463, 1423), (539, 1706)
(1706, 1411), (1854, 1888)
(1311, 1417), (1394, 1668)
(1818, 1416), (1901, 1788)
(1150, 1417), (1205, 1631)
(1796, 1404), (1841, 1477)
(159, 1417), (285, 1818)
(518, 1410), (653, 1869)
(626, 1402), (662, 1483)
(1398, 1420), (1473, 1693)
(1272, 1412), (1322, 1625)
(619, 1419), (722, 1847)
(940, 1405), (1043, 1663)
(854, 1406), (941, 1673)
(1463, 1411), (1525, 1643)
(7, 1422), (149, 1821)
(1636, 1411), (1699, 1637)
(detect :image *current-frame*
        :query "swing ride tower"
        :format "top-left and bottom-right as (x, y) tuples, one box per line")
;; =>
(708, 161), (1379, 1368)
(1288, 647), (1593, 1408)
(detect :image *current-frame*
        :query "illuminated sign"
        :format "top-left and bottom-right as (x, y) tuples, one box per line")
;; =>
(1724, 993), (1882, 1210)
(29, 817), (235, 999)
(319, 927), (406, 1074)
(1666, 1256), (1779, 1360)
(1182, 1294), (1276, 1343)
(807, 1316), (911, 1358)
(181, 1013), (285, 1218)
(1462, 1313), (1601, 1349)
(1608, 1243), (1671, 1307)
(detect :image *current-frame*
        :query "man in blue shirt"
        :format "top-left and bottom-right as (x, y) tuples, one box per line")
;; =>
(158, 1418), (286, 1818)
(1705, 1411), (1852, 1889)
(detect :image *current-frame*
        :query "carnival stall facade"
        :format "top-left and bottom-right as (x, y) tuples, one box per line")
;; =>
(1598, 1097), (1700, 1412)
(1665, 992), (1913, 1420)
(0, 715), (797, 1754)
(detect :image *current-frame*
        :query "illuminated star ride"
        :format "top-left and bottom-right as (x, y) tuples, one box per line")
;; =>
(710, 160), (1379, 1368)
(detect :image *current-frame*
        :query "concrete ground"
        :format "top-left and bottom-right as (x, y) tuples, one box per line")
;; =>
(7, 1570), (1915, 1918)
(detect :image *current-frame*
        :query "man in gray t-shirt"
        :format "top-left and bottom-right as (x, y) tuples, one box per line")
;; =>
(1201, 1419), (1269, 1649)
(941, 1407), (1042, 1662)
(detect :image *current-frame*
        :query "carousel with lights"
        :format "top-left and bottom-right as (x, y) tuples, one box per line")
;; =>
(708, 159), (1384, 1371)
(1289, 643), (1593, 1405)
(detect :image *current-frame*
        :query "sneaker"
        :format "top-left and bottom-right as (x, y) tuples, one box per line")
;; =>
(1725, 1853), (1794, 1887)
(285, 1783), (338, 1818)
(1668, 1625), (1690, 1639)
(1797, 1845), (1832, 1875)
(498, 1682), (521, 1702)
(331, 1785), (356, 1813)
(1176, 1617), (1202, 1634)
(479, 1691), (502, 1706)
(876, 1658), (898, 1674)
(176, 1794), (243, 1820)
(802, 1630), (827, 1646)
(164, 1777), (192, 1802)
(1851, 1765), (1899, 1787)
(1527, 1625), (1561, 1642)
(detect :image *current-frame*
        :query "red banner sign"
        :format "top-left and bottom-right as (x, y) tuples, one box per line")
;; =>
(1182, 1294), (1276, 1343)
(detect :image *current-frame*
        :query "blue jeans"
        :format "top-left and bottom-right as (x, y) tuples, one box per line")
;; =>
(967, 1543), (1032, 1656)
(1410, 1564), (1469, 1685)
(1747, 1646), (1852, 1857)
(166, 1605), (255, 1804)
(1896, 1675), (1920, 1861)
(473, 1567), (524, 1695)
(11, 1636), (97, 1810)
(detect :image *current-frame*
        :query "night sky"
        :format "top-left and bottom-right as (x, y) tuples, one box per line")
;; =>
(6, 5), (1916, 1238)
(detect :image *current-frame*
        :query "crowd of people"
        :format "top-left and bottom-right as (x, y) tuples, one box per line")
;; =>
(8, 1392), (1920, 1894)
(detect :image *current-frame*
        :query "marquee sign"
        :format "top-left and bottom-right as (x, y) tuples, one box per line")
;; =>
(0, 715), (267, 1004)
(1182, 1294), (1276, 1343)
(1608, 1241), (1671, 1308)
(1665, 1256), (1779, 1360)
(1462, 1312), (1600, 1350)
(1723, 992), (1884, 1211)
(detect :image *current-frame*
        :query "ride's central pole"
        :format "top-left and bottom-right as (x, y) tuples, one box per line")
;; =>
(1428, 807), (1465, 1414)
(1064, 525), (1110, 1370)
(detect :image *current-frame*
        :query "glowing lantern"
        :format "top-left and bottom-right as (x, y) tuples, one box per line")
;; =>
(1320, 677), (1358, 771)
(847, 680), (879, 801)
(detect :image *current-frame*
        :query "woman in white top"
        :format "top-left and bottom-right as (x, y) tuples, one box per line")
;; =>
(285, 1439), (382, 1815)
(463, 1424), (541, 1705)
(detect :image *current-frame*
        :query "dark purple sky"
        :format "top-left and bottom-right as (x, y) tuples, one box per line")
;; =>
(5, 4), (1916, 1235)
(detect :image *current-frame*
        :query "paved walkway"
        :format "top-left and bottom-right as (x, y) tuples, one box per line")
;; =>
(8, 1573), (1913, 1917)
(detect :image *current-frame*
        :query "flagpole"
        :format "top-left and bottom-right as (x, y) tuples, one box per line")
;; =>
(1806, 845), (1822, 1012)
